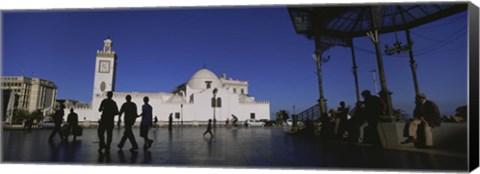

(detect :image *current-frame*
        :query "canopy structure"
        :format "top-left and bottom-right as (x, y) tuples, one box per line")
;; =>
(288, 4), (467, 39)
(288, 3), (468, 147)
(288, 3), (467, 127)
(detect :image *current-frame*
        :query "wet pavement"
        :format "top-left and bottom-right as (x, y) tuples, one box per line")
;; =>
(2, 127), (468, 171)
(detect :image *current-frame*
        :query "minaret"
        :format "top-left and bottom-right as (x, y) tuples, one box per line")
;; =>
(91, 38), (117, 109)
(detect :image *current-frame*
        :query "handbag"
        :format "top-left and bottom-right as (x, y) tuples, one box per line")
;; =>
(73, 126), (83, 136)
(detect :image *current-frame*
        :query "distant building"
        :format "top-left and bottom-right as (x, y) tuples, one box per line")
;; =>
(72, 38), (270, 124)
(56, 99), (89, 109)
(1, 76), (57, 112)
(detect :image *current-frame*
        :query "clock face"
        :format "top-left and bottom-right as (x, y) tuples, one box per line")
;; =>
(99, 60), (110, 73)
(100, 81), (106, 92)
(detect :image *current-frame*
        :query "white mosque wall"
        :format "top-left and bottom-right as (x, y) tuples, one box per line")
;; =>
(70, 87), (269, 124)
(64, 40), (271, 125)
(70, 95), (269, 125)
(70, 107), (95, 123)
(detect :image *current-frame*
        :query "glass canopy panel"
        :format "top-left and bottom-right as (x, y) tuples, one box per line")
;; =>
(288, 3), (467, 38)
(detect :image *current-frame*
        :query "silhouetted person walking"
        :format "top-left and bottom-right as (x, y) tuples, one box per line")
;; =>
(361, 90), (385, 147)
(337, 101), (349, 139)
(346, 101), (367, 143)
(168, 113), (173, 131)
(203, 119), (213, 137)
(154, 116), (158, 128)
(49, 104), (66, 142)
(98, 91), (119, 152)
(139, 96), (153, 150)
(117, 95), (139, 152)
(67, 108), (79, 141)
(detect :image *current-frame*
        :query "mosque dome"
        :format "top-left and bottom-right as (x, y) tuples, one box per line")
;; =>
(187, 68), (222, 90)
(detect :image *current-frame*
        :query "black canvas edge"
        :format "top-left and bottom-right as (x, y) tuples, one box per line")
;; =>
(468, 1), (479, 172)
(0, 2), (476, 173)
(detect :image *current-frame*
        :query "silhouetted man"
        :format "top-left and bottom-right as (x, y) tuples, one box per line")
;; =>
(117, 95), (139, 152)
(203, 119), (213, 137)
(49, 104), (66, 142)
(337, 101), (349, 139)
(154, 116), (158, 128)
(348, 101), (367, 143)
(98, 91), (119, 152)
(401, 93), (441, 147)
(139, 96), (153, 150)
(361, 90), (385, 147)
(168, 113), (173, 131)
(67, 108), (79, 141)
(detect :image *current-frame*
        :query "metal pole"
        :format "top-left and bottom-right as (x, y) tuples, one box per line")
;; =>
(350, 39), (361, 102)
(212, 88), (217, 128)
(181, 104), (183, 127)
(405, 29), (420, 95)
(313, 35), (328, 121)
(369, 6), (393, 117)
(315, 55), (327, 117)
(213, 98), (216, 128)
(293, 105), (296, 115)
(370, 70), (379, 94)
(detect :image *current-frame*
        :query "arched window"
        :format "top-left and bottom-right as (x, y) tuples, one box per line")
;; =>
(211, 97), (216, 107)
(241, 89), (244, 94)
(211, 97), (222, 108)
(216, 97), (222, 108)
(190, 94), (194, 103)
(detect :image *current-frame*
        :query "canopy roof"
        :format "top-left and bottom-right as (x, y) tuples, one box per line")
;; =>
(288, 3), (467, 39)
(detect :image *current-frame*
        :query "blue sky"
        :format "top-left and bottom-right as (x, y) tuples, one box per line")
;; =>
(2, 6), (467, 117)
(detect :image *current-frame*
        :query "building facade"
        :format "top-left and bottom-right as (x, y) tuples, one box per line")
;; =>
(72, 38), (270, 124)
(1, 76), (57, 112)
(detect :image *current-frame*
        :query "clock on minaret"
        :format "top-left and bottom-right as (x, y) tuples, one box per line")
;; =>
(99, 60), (110, 73)
(93, 38), (117, 110)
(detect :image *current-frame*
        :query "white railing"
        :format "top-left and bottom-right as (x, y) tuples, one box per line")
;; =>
(239, 101), (269, 104)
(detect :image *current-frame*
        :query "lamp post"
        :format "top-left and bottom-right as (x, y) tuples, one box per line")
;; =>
(180, 104), (183, 127)
(212, 88), (218, 128)
(405, 29), (420, 95)
(369, 69), (379, 94)
(350, 39), (361, 102)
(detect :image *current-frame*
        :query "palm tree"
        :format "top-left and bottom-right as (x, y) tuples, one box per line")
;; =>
(275, 110), (289, 125)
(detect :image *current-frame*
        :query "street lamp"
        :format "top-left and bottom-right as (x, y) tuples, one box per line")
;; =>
(383, 28), (420, 95)
(293, 105), (296, 115)
(212, 88), (218, 128)
(180, 104), (183, 127)
(369, 69), (379, 94)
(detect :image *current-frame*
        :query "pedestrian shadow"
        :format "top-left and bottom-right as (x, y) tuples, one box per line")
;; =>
(65, 140), (82, 162)
(143, 150), (152, 163)
(97, 151), (111, 163)
(204, 136), (214, 156)
(48, 141), (61, 162)
(118, 150), (138, 163)
(231, 128), (238, 142)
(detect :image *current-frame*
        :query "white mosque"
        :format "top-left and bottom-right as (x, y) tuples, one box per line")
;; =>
(71, 38), (270, 125)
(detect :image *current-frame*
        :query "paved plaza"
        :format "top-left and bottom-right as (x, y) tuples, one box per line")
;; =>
(2, 127), (468, 171)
